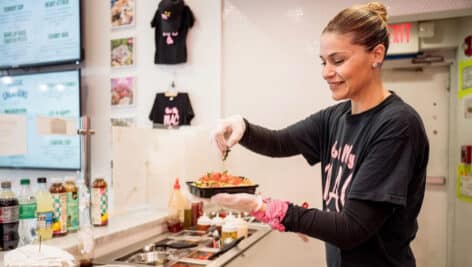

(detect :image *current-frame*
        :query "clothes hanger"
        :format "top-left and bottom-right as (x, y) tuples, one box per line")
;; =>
(165, 80), (178, 98)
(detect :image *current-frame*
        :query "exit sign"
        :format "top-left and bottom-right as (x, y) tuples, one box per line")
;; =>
(387, 22), (419, 55)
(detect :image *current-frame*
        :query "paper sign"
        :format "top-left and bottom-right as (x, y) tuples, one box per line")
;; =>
(36, 116), (77, 135)
(460, 176), (472, 197)
(459, 59), (472, 99)
(0, 114), (27, 156)
(457, 164), (472, 204)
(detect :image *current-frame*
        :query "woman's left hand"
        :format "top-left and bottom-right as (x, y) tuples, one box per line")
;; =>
(210, 193), (264, 213)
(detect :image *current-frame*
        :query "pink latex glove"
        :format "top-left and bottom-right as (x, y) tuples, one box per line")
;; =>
(210, 193), (263, 213)
(211, 193), (289, 232)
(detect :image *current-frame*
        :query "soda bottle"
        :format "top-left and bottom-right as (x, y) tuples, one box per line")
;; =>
(91, 178), (108, 226)
(50, 178), (68, 236)
(36, 177), (53, 241)
(64, 176), (79, 232)
(0, 180), (19, 251)
(18, 178), (37, 246)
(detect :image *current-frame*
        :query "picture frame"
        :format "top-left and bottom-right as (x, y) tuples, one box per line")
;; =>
(111, 76), (135, 108)
(111, 116), (136, 128)
(111, 37), (135, 68)
(111, 0), (135, 29)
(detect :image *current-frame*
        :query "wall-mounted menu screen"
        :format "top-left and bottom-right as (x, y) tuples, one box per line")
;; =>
(0, 69), (81, 170)
(0, 0), (82, 69)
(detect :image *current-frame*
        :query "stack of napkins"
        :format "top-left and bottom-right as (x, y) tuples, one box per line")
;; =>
(4, 244), (77, 267)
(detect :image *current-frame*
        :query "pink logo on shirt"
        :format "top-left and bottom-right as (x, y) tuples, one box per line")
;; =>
(164, 107), (180, 128)
(323, 140), (356, 212)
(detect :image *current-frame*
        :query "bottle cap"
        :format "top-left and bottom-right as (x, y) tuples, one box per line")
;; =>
(197, 214), (212, 226)
(173, 178), (181, 190)
(51, 177), (63, 184)
(223, 213), (236, 223)
(1, 181), (11, 189)
(64, 176), (76, 182)
(211, 216), (224, 226)
(222, 222), (237, 232)
(20, 178), (30, 185)
(37, 177), (47, 183)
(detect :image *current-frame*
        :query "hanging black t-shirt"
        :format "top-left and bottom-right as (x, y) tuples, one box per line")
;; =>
(150, 5), (195, 64)
(239, 93), (429, 267)
(148, 93), (194, 128)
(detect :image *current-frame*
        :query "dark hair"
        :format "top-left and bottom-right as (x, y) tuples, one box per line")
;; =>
(323, 2), (389, 55)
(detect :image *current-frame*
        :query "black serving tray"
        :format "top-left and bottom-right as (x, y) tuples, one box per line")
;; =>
(186, 181), (259, 198)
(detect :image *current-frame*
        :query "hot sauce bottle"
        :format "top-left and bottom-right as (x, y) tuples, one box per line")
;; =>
(50, 178), (68, 236)
(91, 178), (108, 226)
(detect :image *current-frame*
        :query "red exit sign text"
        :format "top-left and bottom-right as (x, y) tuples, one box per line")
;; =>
(388, 23), (412, 44)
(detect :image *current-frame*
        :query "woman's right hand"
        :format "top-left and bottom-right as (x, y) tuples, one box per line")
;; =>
(210, 115), (246, 158)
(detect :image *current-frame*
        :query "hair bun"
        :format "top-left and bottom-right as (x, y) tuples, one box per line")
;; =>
(365, 2), (388, 23)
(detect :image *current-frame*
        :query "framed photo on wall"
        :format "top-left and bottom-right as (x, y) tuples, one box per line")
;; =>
(111, 116), (136, 127)
(111, 0), (135, 29)
(111, 37), (135, 68)
(111, 76), (135, 108)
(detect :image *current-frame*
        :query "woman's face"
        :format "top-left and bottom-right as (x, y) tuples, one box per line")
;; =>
(320, 32), (375, 101)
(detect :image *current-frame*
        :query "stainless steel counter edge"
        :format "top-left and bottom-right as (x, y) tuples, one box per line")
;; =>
(0, 209), (170, 265)
(95, 223), (272, 267)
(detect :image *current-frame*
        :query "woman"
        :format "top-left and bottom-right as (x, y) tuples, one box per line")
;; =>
(210, 2), (429, 267)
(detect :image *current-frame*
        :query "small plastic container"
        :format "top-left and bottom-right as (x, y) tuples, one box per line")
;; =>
(235, 217), (248, 238)
(223, 213), (236, 224)
(196, 214), (211, 232)
(211, 216), (224, 235)
(221, 222), (237, 246)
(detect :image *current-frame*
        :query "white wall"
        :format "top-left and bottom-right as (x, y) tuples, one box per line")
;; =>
(81, 0), (222, 192)
(0, 0), (222, 191)
(450, 16), (472, 267)
(221, 1), (471, 266)
(2, 3), (472, 264)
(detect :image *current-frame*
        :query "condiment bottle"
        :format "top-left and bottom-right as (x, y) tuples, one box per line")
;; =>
(223, 212), (236, 224)
(221, 222), (237, 246)
(50, 178), (68, 236)
(196, 214), (211, 232)
(64, 176), (79, 232)
(211, 216), (224, 235)
(36, 177), (53, 241)
(183, 201), (192, 229)
(91, 178), (108, 226)
(235, 216), (248, 238)
(168, 178), (186, 223)
(0, 181), (19, 251)
(191, 201), (202, 226)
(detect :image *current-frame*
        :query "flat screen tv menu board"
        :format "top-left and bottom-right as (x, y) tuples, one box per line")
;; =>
(0, 0), (82, 69)
(0, 70), (81, 170)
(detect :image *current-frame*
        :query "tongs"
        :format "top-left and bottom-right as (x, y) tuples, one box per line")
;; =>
(223, 148), (231, 161)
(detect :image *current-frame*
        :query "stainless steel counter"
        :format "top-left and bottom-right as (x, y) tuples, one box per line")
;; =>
(94, 223), (271, 267)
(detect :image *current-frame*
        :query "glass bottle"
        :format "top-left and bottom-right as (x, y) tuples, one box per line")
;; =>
(64, 176), (79, 232)
(77, 179), (94, 266)
(91, 178), (108, 226)
(50, 178), (68, 236)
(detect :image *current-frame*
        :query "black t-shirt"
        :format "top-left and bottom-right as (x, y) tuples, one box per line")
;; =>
(150, 5), (195, 64)
(240, 93), (429, 266)
(148, 93), (194, 128)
